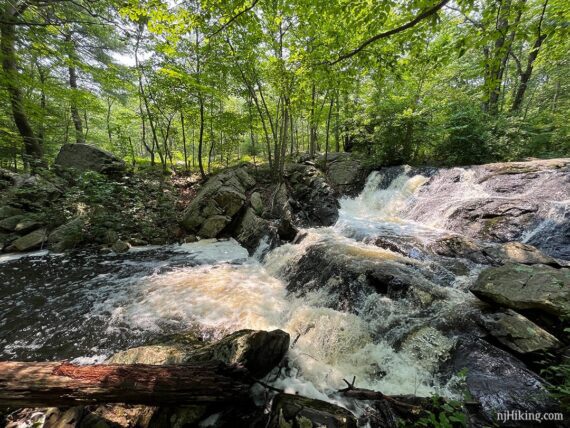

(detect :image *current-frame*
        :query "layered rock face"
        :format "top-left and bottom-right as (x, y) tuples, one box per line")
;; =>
(404, 158), (570, 260)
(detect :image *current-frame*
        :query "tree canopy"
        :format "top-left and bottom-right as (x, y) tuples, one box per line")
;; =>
(1, 0), (568, 176)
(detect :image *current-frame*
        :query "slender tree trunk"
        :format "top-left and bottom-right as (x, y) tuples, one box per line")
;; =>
(181, 110), (188, 171)
(324, 96), (334, 167)
(511, 0), (548, 112)
(65, 32), (85, 144)
(198, 96), (206, 179)
(106, 97), (114, 145)
(0, 4), (45, 170)
(309, 83), (317, 156)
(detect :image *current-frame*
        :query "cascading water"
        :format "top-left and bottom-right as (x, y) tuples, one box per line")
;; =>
(2, 162), (566, 412)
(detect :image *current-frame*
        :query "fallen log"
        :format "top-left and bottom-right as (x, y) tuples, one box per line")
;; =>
(0, 360), (252, 408)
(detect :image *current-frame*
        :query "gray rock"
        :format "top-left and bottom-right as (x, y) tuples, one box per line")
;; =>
(112, 240), (130, 254)
(234, 207), (271, 251)
(250, 191), (264, 215)
(480, 309), (560, 354)
(55, 144), (126, 175)
(268, 393), (357, 428)
(10, 228), (47, 251)
(181, 167), (254, 238)
(109, 329), (289, 379)
(198, 215), (231, 238)
(0, 214), (25, 232)
(284, 163), (339, 227)
(48, 217), (85, 252)
(0, 205), (23, 220)
(14, 218), (42, 234)
(471, 263), (570, 317)
(482, 241), (563, 266)
(321, 152), (370, 195)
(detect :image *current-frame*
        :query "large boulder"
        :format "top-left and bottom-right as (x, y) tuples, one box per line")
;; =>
(451, 339), (557, 422)
(48, 217), (85, 252)
(181, 167), (255, 238)
(471, 263), (570, 317)
(9, 228), (47, 252)
(479, 310), (561, 354)
(55, 144), (126, 175)
(233, 207), (273, 251)
(319, 152), (370, 195)
(268, 393), (357, 428)
(109, 329), (289, 378)
(284, 163), (339, 227)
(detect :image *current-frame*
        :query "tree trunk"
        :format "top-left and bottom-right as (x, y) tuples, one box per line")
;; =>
(65, 32), (85, 144)
(0, 4), (45, 170)
(181, 110), (188, 171)
(511, 0), (548, 112)
(309, 83), (317, 156)
(198, 96), (206, 179)
(324, 96), (334, 167)
(0, 361), (251, 408)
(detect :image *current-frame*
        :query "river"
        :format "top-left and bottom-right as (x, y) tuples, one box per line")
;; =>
(1, 164), (567, 408)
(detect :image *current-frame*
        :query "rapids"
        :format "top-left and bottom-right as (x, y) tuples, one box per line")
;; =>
(0, 165), (565, 407)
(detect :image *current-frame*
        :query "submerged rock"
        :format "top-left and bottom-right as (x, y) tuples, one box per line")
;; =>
(480, 309), (561, 354)
(471, 263), (570, 317)
(268, 393), (357, 428)
(55, 143), (126, 175)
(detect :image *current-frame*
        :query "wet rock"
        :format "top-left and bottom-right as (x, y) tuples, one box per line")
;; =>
(111, 240), (130, 254)
(430, 235), (490, 265)
(181, 167), (254, 238)
(188, 329), (290, 378)
(277, 217), (298, 241)
(183, 234), (197, 243)
(55, 144), (126, 175)
(9, 228), (47, 251)
(48, 217), (85, 252)
(471, 263), (570, 317)
(283, 242), (443, 313)
(482, 241), (563, 267)
(250, 191), (264, 215)
(110, 329), (289, 378)
(451, 339), (557, 421)
(405, 159), (570, 259)
(268, 393), (357, 428)
(399, 326), (456, 372)
(284, 163), (339, 227)
(233, 207), (272, 251)
(107, 344), (191, 365)
(480, 309), (560, 354)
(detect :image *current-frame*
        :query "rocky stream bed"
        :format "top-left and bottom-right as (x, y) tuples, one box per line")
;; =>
(0, 146), (569, 427)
